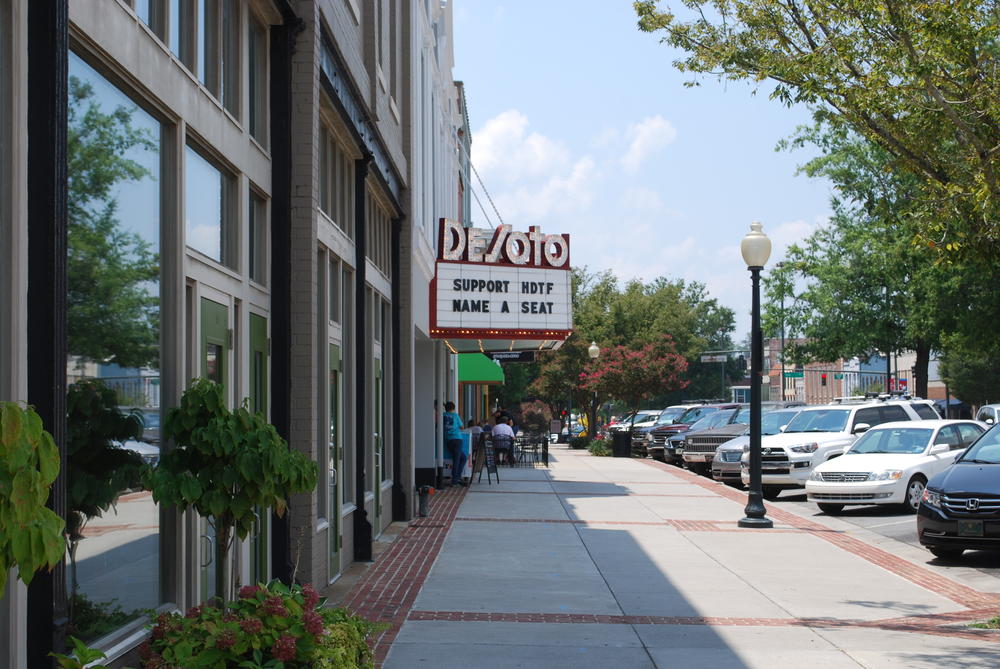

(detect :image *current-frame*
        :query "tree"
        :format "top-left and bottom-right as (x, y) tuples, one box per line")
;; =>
(64, 380), (145, 609)
(940, 349), (1000, 408)
(579, 337), (689, 434)
(68, 75), (159, 369)
(762, 124), (968, 397)
(635, 0), (1000, 257)
(144, 380), (318, 605)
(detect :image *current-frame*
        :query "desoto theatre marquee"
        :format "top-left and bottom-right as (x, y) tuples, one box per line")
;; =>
(430, 219), (573, 353)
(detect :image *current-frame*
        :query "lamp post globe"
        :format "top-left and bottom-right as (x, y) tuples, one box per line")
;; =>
(739, 221), (774, 529)
(588, 341), (600, 359)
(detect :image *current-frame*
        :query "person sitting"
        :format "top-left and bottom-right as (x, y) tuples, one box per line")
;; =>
(491, 417), (516, 464)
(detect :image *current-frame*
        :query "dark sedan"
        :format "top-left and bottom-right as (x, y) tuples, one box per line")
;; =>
(918, 424), (1000, 559)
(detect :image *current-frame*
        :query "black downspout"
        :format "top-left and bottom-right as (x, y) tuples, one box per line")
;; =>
(26, 0), (69, 663)
(391, 218), (405, 520)
(354, 156), (374, 561)
(269, 11), (299, 585)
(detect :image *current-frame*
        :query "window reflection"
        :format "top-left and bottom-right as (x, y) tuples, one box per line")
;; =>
(67, 52), (162, 642)
(185, 145), (235, 267)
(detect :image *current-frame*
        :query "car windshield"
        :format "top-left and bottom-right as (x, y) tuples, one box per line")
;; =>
(733, 407), (751, 425)
(847, 427), (933, 455)
(783, 409), (851, 433)
(678, 406), (718, 424)
(634, 412), (659, 423)
(958, 425), (1000, 464)
(689, 409), (736, 431)
(655, 408), (686, 425)
(761, 410), (800, 436)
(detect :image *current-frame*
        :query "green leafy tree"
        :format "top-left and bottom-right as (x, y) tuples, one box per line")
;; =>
(762, 125), (967, 396)
(0, 403), (65, 595)
(940, 349), (1000, 408)
(68, 75), (159, 369)
(635, 0), (1000, 257)
(144, 379), (318, 605)
(64, 380), (144, 608)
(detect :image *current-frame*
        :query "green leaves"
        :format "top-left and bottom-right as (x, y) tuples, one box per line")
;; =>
(149, 379), (318, 602)
(0, 402), (66, 593)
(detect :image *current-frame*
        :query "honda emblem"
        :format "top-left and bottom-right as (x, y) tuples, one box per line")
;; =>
(966, 498), (981, 511)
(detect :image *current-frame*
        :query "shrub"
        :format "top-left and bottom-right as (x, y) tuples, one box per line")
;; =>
(142, 581), (380, 668)
(587, 438), (611, 457)
(569, 436), (591, 450)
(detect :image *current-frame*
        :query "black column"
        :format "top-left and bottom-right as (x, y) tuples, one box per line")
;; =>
(26, 0), (69, 663)
(353, 156), (374, 561)
(391, 217), (405, 519)
(268, 9), (299, 585)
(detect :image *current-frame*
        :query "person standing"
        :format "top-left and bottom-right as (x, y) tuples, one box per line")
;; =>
(442, 401), (466, 485)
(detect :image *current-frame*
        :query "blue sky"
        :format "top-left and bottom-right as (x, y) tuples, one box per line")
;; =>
(452, 1), (834, 340)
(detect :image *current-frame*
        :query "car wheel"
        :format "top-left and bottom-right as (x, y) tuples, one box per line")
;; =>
(902, 475), (926, 513)
(762, 485), (782, 501)
(818, 503), (844, 515)
(928, 546), (965, 560)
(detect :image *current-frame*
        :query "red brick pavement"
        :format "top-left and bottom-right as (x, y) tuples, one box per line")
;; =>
(341, 484), (467, 666)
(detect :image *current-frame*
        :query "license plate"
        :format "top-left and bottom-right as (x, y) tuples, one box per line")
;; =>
(958, 520), (984, 537)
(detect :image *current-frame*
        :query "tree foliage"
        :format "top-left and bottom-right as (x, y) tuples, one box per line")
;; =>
(635, 0), (1000, 255)
(940, 349), (1000, 408)
(144, 379), (318, 603)
(0, 403), (65, 594)
(68, 75), (159, 369)
(580, 336), (690, 413)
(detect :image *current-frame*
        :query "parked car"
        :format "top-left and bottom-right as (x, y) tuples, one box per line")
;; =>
(119, 439), (160, 467)
(623, 410), (664, 455)
(806, 420), (985, 514)
(712, 408), (804, 486)
(121, 406), (161, 445)
(684, 402), (805, 475)
(975, 404), (1000, 425)
(918, 424), (1000, 559)
(647, 403), (739, 464)
(631, 406), (687, 452)
(740, 399), (925, 500)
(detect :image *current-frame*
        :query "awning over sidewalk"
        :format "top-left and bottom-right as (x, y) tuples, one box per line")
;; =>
(457, 353), (504, 384)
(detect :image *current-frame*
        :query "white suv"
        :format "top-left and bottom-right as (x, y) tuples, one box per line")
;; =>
(741, 400), (925, 500)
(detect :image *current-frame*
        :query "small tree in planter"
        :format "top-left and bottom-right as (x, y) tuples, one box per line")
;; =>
(144, 379), (317, 605)
(0, 402), (65, 594)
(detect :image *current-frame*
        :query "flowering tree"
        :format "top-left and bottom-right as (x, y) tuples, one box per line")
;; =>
(580, 336), (690, 433)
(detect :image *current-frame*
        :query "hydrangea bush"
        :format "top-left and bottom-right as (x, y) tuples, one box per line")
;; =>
(141, 581), (379, 668)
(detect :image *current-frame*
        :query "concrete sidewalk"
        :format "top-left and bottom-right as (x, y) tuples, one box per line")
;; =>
(348, 447), (1000, 668)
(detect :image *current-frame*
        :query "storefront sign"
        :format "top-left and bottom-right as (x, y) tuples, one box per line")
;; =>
(488, 351), (536, 363)
(431, 219), (573, 342)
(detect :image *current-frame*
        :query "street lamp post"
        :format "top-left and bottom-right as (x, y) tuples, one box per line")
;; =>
(588, 342), (600, 433)
(739, 222), (774, 529)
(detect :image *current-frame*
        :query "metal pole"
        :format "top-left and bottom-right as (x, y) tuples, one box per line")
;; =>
(740, 266), (773, 529)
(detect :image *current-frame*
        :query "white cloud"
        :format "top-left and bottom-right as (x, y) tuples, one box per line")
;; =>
(621, 186), (665, 211)
(472, 110), (570, 183)
(620, 115), (678, 173)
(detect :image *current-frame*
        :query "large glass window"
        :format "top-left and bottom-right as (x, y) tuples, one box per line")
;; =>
(319, 123), (355, 235)
(249, 189), (267, 285)
(342, 268), (355, 505)
(248, 15), (268, 143)
(67, 53), (163, 641)
(185, 144), (236, 267)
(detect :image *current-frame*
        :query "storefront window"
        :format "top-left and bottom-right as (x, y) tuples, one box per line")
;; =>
(67, 52), (162, 641)
(185, 144), (236, 267)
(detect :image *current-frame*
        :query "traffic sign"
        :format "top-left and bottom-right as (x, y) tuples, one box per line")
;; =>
(700, 355), (727, 363)
(783, 371), (804, 378)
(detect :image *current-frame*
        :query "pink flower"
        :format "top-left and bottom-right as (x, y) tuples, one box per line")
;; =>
(271, 634), (298, 662)
(240, 617), (263, 635)
(302, 584), (320, 609)
(185, 605), (203, 619)
(239, 585), (261, 599)
(303, 610), (325, 636)
(262, 595), (289, 617)
(215, 629), (237, 650)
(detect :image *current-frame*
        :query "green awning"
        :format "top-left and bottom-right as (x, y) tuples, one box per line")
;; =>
(458, 353), (505, 384)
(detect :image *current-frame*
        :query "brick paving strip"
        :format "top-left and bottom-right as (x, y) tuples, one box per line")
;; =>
(341, 485), (467, 665)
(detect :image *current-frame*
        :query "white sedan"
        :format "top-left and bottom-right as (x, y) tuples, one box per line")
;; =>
(806, 420), (985, 514)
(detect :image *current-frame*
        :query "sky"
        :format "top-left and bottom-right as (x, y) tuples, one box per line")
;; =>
(452, 1), (835, 342)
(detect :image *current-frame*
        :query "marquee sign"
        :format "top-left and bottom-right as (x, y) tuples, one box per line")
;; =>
(430, 219), (573, 348)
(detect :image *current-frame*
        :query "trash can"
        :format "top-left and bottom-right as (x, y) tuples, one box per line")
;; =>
(612, 431), (631, 458)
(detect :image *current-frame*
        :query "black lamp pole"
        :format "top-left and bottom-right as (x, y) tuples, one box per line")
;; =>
(739, 223), (773, 529)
